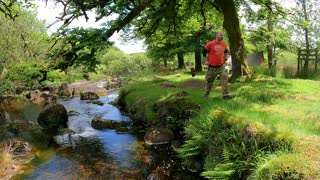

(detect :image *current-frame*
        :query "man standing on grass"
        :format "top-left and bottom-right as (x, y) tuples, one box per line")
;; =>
(203, 31), (234, 100)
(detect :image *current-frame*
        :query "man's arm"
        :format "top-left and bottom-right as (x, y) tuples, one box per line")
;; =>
(202, 47), (208, 65)
(224, 49), (229, 62)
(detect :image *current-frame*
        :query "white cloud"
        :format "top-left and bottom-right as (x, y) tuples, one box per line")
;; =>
(35, 0), (145, 54)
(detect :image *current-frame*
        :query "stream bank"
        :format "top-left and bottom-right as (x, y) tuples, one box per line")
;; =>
(1, 86), (201, 179)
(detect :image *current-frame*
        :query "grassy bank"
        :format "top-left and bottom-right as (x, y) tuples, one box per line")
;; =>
(117, 71), (320, 179)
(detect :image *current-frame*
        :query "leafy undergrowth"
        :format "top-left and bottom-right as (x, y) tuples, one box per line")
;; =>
(117, 72), (320, 179)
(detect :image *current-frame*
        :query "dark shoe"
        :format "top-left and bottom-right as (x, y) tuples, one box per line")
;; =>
(223, 95), (234, 100)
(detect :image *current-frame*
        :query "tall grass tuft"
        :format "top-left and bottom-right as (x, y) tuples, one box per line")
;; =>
(296, 70), (320, 80)
(251, 66), (277, 77)
(282, 66), (296, 79)
(0, 140), (14, 177)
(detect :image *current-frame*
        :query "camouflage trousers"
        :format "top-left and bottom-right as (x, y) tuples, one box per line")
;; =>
(204, 64), (229, 97)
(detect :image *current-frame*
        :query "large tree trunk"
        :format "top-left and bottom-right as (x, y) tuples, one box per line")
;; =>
(215, 0), (252, 81)
(194, 37), (202, 72)
(177, 52), (185, 69)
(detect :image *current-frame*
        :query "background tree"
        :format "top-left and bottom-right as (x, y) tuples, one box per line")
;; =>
(126, 0), (222, 71)
(244, 0), (291, 68)
(3, 0), (313, 80)
(36, 0), (251, 80)
(0, 0), (35, 20)
(48, 27), (112, 73)
(96, 46), (151, 78)
(0, 7), (50, 93)
(289, 0), (320, 72)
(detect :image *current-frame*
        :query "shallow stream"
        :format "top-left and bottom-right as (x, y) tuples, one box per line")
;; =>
(13, 90), (200, 179)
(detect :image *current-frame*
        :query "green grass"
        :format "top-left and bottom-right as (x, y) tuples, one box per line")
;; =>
(118, 70), (320, 179)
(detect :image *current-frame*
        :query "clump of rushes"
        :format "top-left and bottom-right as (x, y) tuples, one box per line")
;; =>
(0, 140), (14, 177)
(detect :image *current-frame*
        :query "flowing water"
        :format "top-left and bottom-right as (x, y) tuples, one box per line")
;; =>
(13, 90), (200, 180)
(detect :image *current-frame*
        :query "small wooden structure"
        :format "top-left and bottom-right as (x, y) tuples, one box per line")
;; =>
(246, 51), (265, 66)
(297, 48), (318, 73)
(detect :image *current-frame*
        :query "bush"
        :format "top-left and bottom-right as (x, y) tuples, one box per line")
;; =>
(252, 66), (277, 77)
(7, 62), (44, 88)
(282, 66), (296, 79)
(296, 70), (320, 80)
(0, 79), (15, 95)
(43, 70), (68, 86)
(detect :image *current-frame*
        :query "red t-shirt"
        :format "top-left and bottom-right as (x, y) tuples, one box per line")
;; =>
(205, 40), (227, 66)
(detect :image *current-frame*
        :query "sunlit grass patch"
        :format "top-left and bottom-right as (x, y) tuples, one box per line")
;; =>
(252, 152), (307, 179)
(118, 70), (320, 179)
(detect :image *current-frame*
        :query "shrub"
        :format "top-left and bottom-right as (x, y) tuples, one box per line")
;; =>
(8, 62), (43, 88)
(296, 70), (320, 80)
(282, 66), (296, 79)
(0, 79), (15, 95)
(252, 66), (277, 77)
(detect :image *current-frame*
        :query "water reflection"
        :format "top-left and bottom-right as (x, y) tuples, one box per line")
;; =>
(25, 155), (77, 180)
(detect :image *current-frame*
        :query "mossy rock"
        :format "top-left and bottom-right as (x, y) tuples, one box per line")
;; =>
(91, 117), (131, 129)
(68, 110), (80, 116)
(144, 126), (174, 145)
(152, 91), (200, 125)
(87, 100), (104, 106)
(187, 161), (202, 173)
(80, 92), (99, 100)
(57, 128), (76, 136)
(115, 127), (129, 134)
(37, 103), (68, 134)
(58, 83), (71, 97)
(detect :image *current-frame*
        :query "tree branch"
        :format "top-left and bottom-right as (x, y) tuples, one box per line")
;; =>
(105, 0), (155, 38)
(200, 0), (206, 26)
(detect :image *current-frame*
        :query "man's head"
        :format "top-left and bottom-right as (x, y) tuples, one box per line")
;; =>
(216, 31), (224, 41)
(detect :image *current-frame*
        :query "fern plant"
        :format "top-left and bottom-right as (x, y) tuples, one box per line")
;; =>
(201, 145), (236, 179)
(176, 134), (204, 158)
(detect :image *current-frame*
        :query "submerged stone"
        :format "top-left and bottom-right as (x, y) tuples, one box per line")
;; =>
(80, 92), (99, 100)
(68, 110), (80, 116)
(87, 100), (104, 106)
(144, 126), (174, 145)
